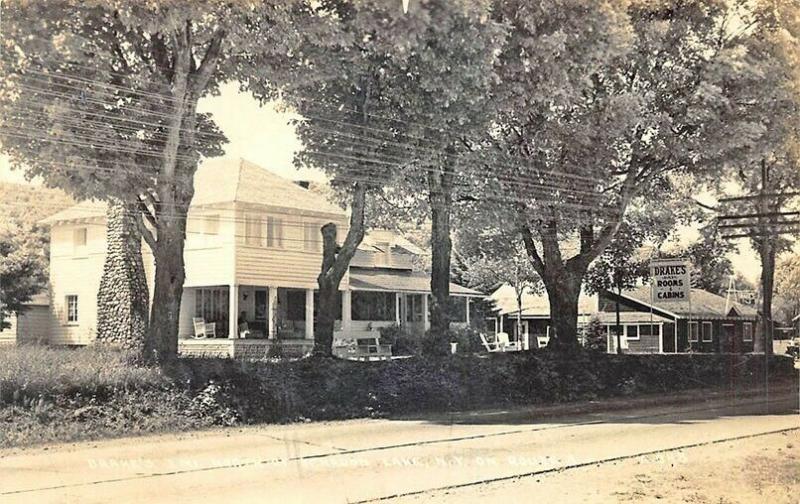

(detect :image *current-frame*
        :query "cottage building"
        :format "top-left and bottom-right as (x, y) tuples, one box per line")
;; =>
(598, 287), (758, 354)
(0, 293), (50, 345)
(489, 283), (759, 354)
(41, 158), (481, 357)
(489, 284), (597, 346)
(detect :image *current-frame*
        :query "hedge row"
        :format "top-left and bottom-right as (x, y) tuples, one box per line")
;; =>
(1, 347), (794, 448)
(174, 351), (796, 423)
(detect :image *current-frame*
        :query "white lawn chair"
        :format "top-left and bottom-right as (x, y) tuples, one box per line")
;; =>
(479, 332), (501, 352)
(497, 332), (522, 352)
(536, 335), (550, 349)
(193, 317), (216, 339)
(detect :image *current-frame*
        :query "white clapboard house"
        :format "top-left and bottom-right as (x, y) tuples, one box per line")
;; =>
(41, 158), (481, 357)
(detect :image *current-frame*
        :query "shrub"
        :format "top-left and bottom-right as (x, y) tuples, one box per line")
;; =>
(445, 326), (483, 354)
(379, 324), (421, 356)
(0, 344), (795, 449)
(584, 317), (607, 353)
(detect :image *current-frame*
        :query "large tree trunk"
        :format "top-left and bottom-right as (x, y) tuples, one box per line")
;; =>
(428, 163), (454, 345)
(145, 213), (189, 360)
(521, 215), (625, 354)
(316, 183), (367, 356)
(96, 199), (149, 353)
(141, 25), (221, 361)
(542, 272), (583, 353)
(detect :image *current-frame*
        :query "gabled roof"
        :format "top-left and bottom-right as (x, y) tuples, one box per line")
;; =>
(349, 267), (483, 296)
(42, 158), (346, 224)
(195, 158), (344, 216)
(618, 286), (758, 320)
(490, 283), (597, 317)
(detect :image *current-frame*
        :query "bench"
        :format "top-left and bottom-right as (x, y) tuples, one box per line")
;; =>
(334, 336), (392, 361)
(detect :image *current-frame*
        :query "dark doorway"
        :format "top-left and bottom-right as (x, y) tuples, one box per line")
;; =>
(662, 323), (676, 353)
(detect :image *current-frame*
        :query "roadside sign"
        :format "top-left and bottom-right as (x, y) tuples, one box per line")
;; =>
(650, 258), (691, 303)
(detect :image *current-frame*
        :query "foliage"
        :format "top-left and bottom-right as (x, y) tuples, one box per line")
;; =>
(0, 223), (49, 329)
(662, 225), (737, 295)
(459, 0), (800, 350)
(0, 0), (322, 359)
(585, 222), (648, 296)
(775, 253), (800, 325)
(584, 317), (608, 353)
(0, 345), (166, 403)
(1, 345), (795, 448)
(378, 325), (420, 356)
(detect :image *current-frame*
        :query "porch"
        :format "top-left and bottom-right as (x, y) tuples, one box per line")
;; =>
(177, 338), (313, 359)
(179, 285), (319, 341)
(177, 285), (475, 357)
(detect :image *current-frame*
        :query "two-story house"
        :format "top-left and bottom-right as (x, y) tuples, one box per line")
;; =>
(42, 158), (481, 357)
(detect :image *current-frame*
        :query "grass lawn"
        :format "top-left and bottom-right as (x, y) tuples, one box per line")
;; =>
(0, 344), (795, 449)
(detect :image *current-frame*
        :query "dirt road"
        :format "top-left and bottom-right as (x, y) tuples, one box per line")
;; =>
(1, 388), (798, 503)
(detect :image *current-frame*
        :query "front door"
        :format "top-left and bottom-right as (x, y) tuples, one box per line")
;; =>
(722, 324), (736, 353)
(401, 294), (425, 335)
(662, 323), (676, 353)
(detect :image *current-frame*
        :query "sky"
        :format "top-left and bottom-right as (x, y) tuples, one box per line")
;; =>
(0, 83), (762, 282)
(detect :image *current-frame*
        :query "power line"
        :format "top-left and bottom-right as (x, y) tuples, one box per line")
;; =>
(1, 125), (613, 206)
(719, 192), (800, 202)
(6, 70), (608, 187)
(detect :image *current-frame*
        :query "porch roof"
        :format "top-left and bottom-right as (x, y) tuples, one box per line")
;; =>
(348, 268), (482, 296)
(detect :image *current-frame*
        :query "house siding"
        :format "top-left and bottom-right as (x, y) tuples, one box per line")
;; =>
(600, 291), (757, 354)
(0, 313), (18, 344)
(15, 305), (52, 343)
(48, 221), (106, 345)
(233, 205), (349, 289)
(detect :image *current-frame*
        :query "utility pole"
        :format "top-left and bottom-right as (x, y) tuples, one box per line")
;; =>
(718, 162), (797, 356)
(717, 162), (799, 411)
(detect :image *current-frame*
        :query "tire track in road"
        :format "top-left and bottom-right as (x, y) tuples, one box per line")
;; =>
(1, 395), (796, 497)
(351, 426), (800, 503)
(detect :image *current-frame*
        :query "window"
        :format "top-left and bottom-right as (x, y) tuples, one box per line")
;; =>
(245, 215), (262, 246)
(204, 215), (220, 235)
(304, 222), (320, 251)
(689, 321), (699, 342)
(743, 322), (753, 342)
(352, 291), (396, 321)
(73, 228), (87, 254)
(194, 288), (229, 326)
(448, 296), (468, 323)
(626, 325), (640, 340)
(702, 321), (713, 342)
(267, 217), (283, 248)
(66, 295), (78, 324)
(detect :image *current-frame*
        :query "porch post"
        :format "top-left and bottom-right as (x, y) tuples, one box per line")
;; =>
(465, 297), (470, 325)
(395, 293), (401, 325)
(305, 288), (314, 339)
(342, 290), (352, 333)
(422, 294), (430, 332)
(268, 287), (278, 339)
(228, 284), (238, 339)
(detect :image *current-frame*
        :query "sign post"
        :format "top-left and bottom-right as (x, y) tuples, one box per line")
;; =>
(650, 258), (691, 303)
(650, 258), (691, 353)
